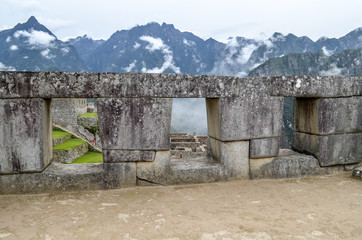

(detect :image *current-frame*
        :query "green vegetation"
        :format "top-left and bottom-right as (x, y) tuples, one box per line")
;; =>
(78, 112), (98, 118)
(71, 152), (103, 164)
(52, 129), (70, 139)
(53, 138), (87, 150)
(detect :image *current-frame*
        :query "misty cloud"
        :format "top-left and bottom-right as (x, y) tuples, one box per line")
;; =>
(14, 29), (55, 47)
(171, 98), (208, 135)
(319, 63), (344, 76)
(139, 35), (180, 73)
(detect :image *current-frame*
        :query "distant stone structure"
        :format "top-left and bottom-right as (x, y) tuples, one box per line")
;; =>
(51, 98), (87, 126)
(0, 72), (361, 194)
(170, 133), (207, 159)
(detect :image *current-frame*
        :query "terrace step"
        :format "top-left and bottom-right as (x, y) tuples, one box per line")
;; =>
(52, 129), (71, 146)
(53, 139), (89, 164)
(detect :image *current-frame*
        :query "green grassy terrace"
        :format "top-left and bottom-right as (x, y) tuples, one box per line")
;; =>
(53, 138), (87, 150)
(78, 112), (98, 118)
(52, 129), (70, 139)
(71, 152), (103, 164)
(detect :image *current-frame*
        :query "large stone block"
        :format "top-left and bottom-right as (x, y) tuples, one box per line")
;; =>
(137, 151), (171, 185)
(207, 96), (283, 141)
(0, 98), (52, 174)
(97, 98), (172, 150)
(294, 97), (362, 134)
(103, 162), (136, 189)
(250, 137), (280, 159)
(271, 76), (361, 97)
(208, 138), (249, 179)
(0, 71), (270, 99)
(250, 149), (342, 179)
(292, 132), (362, 166)
(103, 150), (155, 163)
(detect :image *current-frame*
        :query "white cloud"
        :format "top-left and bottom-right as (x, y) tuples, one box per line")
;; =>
(319, 63), (344, 76)
(14, 29), (56, 47)
(139, 35), (180, 73)
(0, 62), (16, 71)
(133, 42), (140, 49)
(139, 35), (165, 52)
(23, 56), (29, 59)
(61, 47), (69, 54)
(6, 36), (11, 42)
(124, 60), (137, 72)
(41, 49), (54, 59)
(183, 38), (195, 47)
(321, 46), (335, 56)
(10, 45), (18, 50)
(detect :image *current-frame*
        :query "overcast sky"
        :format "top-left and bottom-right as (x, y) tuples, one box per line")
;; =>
(1, 0), (361, 42)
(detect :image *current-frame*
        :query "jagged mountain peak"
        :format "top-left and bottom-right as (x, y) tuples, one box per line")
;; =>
(25, 16), (40, 25)
(12, 16), (55, 37)
(0, 16), (87, 72)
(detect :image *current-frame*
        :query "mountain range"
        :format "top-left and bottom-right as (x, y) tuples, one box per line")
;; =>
(1, 16), (361, 77)
(1, 16), (361, 145)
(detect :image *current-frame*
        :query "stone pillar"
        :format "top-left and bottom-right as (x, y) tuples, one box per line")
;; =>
(292, 97), (362, 166)
(0, 98), (52, 174)
(97, 97), (172, 187)
(206, 96), (284, 179)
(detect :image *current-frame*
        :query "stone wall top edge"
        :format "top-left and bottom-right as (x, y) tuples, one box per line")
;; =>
(1, 71), (360, 98)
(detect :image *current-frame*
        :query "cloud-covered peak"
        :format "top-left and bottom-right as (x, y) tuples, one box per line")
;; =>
(14, 29), (56, 47)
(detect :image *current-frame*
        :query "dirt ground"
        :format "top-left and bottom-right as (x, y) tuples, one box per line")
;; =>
(0, 172), (361, 240)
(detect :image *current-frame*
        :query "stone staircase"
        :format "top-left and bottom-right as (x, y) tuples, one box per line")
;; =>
(53, 123), (102, 152)
(52, 126), (102, 164)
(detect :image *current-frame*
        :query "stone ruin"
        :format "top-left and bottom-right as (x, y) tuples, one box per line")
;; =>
(0, 72), (361, 194)
(170, 133), (207, 160)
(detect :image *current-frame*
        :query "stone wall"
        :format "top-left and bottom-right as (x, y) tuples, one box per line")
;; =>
(0, 72), (361, 193)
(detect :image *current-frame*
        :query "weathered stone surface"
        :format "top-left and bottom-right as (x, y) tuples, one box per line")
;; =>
(271, 76), (361, 97)
(1, 72), (360, 99)
(207, 96), (283, 141)
(103, 150), (155, 163)
(0, 71), (272, 98)
(52, 143), (88, 164)
(77, 115), (98, 127)
(294, 97), (362, 134)
(137, 151), (171, 185)
(168, 158), (225, 184)
(250, 137), (280, 158)
(0, 163), (104, 194)
(292, 132), (362, 166)
(208, 138), (249, 179)
(98, 98), (172, 150)
(250, 149), (343, 179)
(103, 162), (136, 189)
(0, 98), (52, 174)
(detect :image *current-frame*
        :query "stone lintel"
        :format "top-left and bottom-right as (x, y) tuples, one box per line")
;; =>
(271, 76), (361, 97)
